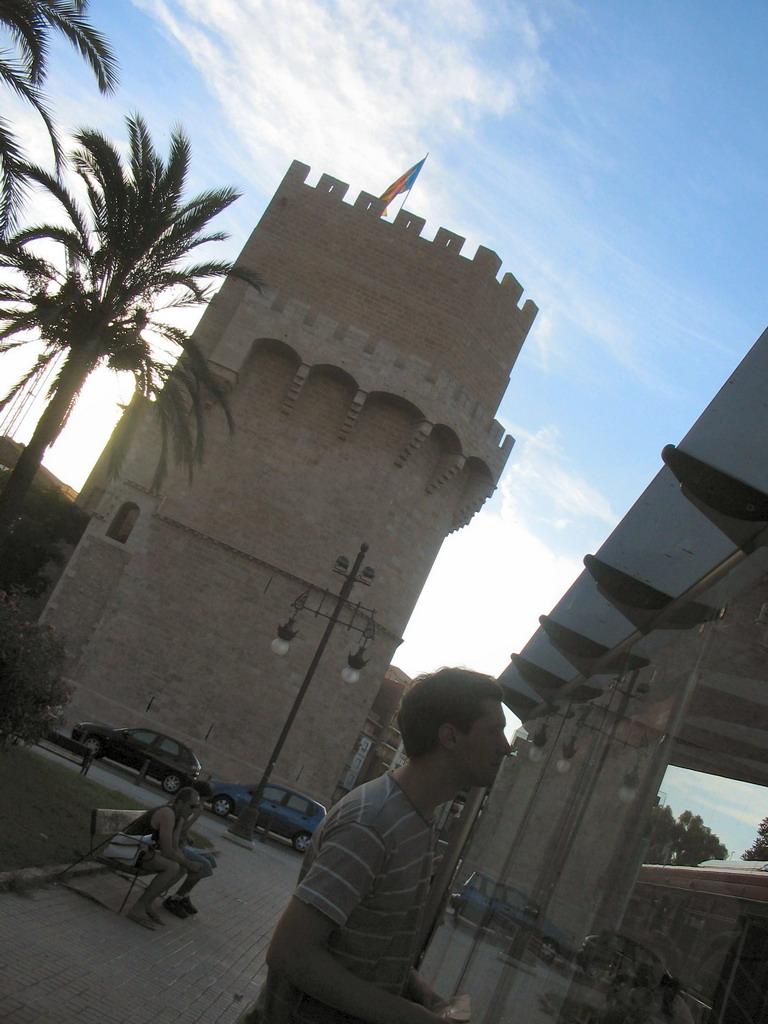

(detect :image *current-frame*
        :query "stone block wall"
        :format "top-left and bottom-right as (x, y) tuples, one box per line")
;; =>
(46, 161), (536, 804)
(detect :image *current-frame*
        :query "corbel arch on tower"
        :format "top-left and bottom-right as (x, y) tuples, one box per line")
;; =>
(347, 390), (429, 466)
(425, 424), (466, 493)
(450, 455), (496, 531)
(291, 362), (361, 436)
(241, 337), (306, 416)
(249, 336), (303, 365)
(355, 391), (434, 468)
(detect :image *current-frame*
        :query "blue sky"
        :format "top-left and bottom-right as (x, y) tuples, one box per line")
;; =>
(3, 0), (767, 854)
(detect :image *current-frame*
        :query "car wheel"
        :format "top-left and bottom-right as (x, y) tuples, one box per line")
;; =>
(162, 772), (183, 793)
(82, 735), (104, 758)
(539, 938), (558, 962)
(292, 831), (312, 853)
(211, 795), (235, 817)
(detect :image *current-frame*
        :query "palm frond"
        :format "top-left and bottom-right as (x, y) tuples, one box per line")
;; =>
(1, 3), (48, 83)
(0, 307), (56, 342)
(0, 283), (30, 302)
(0, 111), (260, 524)
(0, 56), (61, 166)
(0, 116), (29, 235)
(5, 222), (86, 259)
(104, 393), (145, 480)
(0, 239), (61, 283)
(37, 0), (119, 93)
(17, 162), (90, 243)
(0, 349), (60, 409)
(72, 127), (129, 241)
(154, 122), (190, 211)
(0, 0), (119, 241)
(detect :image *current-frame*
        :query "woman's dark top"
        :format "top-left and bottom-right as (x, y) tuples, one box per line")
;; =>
(123, 804), (180, 844)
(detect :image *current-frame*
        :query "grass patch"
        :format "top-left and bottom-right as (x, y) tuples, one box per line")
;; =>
(0, 746), (210, 872)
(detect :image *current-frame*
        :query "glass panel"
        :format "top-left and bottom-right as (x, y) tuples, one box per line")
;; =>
(418, 546), (768, 1024)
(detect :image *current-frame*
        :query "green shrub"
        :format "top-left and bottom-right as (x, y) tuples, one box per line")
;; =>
(0, 591), (71, 749)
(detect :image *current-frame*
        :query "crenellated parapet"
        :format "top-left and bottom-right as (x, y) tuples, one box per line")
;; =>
(270, 161), (536, 315)
(193, 160), (537, 418)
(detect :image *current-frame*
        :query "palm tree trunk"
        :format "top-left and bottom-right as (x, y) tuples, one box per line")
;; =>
(0, 351), (95, 531)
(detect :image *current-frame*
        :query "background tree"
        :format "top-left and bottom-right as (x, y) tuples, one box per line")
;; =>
(742, 816), (768, 860)
(0, 113), (261, 530)
(0, 0), (118, 234)
(645, 803), (728, 865)
(0, 465), (88, 601)
(0, 589), (69, 749)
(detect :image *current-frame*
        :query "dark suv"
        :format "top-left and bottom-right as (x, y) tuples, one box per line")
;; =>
(71, 723), (202, 793)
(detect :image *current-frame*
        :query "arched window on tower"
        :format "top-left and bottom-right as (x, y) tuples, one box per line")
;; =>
(106, 502), (139, 543)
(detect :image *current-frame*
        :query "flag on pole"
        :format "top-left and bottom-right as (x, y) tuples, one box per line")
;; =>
(379, 156), (427, 216)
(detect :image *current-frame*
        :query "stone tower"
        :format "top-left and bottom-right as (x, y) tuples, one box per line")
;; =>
(44, 161), (537, 803)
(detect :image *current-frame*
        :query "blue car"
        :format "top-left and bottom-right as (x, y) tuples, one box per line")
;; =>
(451, 871), (570, 960)
(208, 780), (326, 852)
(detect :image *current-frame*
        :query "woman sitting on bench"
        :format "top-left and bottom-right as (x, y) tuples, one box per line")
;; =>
(122, 787), (204, 929)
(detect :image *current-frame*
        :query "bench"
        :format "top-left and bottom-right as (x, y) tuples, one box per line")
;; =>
(59, 808), (156, 912)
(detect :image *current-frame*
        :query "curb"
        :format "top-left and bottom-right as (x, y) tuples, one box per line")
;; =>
(0, 860), (107, 893)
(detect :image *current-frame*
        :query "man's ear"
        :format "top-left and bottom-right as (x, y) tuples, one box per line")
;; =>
(438, 722), (459, 750)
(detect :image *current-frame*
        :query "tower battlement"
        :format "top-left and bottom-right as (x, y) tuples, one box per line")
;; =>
(275, 159), (535, 317)
(223, 160), (537, 414)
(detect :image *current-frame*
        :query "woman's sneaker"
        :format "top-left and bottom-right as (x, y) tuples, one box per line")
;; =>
(163, 895), (188, 918)
(179, 896), (198, 915)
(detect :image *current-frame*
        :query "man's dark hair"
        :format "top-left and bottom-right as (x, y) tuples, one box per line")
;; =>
(398, 667), (504, 757)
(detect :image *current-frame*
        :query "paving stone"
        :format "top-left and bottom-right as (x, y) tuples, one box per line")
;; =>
(0, 829), (298, 1023)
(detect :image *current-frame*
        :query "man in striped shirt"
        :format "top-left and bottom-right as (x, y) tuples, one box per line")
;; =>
(237, 667), (511, 1024)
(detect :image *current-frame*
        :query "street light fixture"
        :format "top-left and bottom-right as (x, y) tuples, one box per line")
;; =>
(270, 615), (300, 656)
(226, 542), (376, 845)
(528, 724), (548, 763)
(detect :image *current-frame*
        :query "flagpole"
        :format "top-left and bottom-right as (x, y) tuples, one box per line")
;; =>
(380, 153), (429, 218)
(393, 191), (410, 219)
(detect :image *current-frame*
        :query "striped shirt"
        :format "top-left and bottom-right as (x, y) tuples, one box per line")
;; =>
(241, 773), (435, 1024)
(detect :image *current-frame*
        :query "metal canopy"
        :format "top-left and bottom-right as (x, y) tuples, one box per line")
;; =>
(499, 324), (768, 789)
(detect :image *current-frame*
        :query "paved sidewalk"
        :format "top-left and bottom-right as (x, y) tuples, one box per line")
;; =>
(0, 833), (299, 1024)
(0, 747), (303, 1024)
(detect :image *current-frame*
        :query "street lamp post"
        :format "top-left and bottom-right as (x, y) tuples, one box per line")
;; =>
(226, 542), (375, 845)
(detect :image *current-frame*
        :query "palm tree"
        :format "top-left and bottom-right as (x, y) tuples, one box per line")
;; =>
(1, 0), (118, 234)
(0, 113), (261, 530)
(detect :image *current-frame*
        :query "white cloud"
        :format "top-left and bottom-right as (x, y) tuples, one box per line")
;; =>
(394, 415), (618, 680)
(502, 423), (618, 531)
(395, 502), (582, 680)
(660, 765), (767, 859)
(664, 767), (766, 830)
(135, 0), (545, 215)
